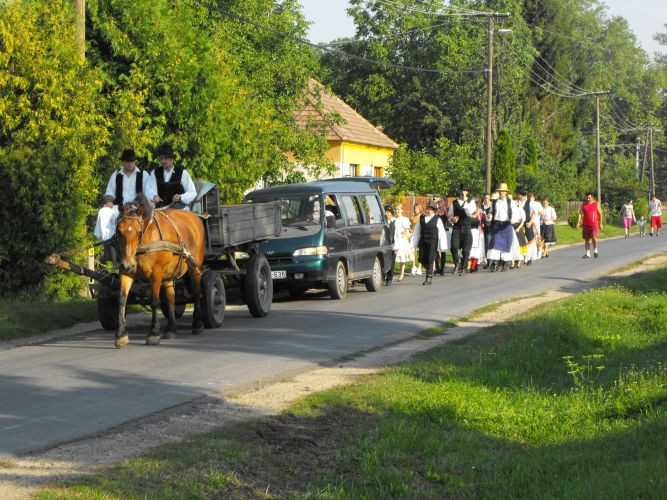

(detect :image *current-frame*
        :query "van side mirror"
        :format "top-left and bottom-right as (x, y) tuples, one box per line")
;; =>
(326, 214), (336, 228)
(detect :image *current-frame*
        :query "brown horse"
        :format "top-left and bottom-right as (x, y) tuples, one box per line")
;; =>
(115, 195), (205, 348)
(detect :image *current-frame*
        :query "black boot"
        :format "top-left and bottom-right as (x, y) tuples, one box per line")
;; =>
(490, 260), (497, 272)
(501, 261), (508, 271)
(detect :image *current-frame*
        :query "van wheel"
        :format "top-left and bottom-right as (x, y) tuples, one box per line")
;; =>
(328, 260), (348, 299)
(364, 256), (383, 292)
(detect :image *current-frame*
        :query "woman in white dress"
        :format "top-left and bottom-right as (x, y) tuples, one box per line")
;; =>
(393, 205), (412, 281)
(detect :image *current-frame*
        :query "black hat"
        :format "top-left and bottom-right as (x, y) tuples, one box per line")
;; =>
(516, 187), (527, 196)
(156, 143), (175, 158)
(384, 205), (395, 215)
(459, 183), (470, 192)
(119, 149), (137, 162)
(426, 201), (438, 211)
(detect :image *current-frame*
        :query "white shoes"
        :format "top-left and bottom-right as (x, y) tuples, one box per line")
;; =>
(411, 267), (417, 276)
(416, 268), (423, 275)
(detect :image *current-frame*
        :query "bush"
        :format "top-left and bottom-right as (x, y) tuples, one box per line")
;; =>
(0, 1), (108, 299)
(568, 212), (579, 228)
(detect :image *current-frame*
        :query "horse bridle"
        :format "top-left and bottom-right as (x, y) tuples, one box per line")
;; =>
(116, 213), (150, 251)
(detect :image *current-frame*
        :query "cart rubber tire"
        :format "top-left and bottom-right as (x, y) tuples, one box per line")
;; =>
(160, 296), (186, 320)
(243, 254), (273, 317)
(200, 270), (226, 328)
(328, 260), (348, 300)
(364, 256), (383, 292)
(97, 295), (119, 331)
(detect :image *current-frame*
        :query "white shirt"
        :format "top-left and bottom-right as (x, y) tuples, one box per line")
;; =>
(410, 214), (448, 251)
(492, 197), (511, 222)
(543, 206), (557, 225)
(511, 200), (526, 224)
(104, 168), (152, 205)
(530, 200), (543, 224)
(649, 199), (662, 216)
(146, 167), (197, 205)
(447, 198), (478, 219)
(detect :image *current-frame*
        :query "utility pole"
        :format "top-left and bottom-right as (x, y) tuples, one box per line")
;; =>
(470, 12), (510, 194)
(649, 128), (655, 196)
(641, 130), (649, 182)
(75, 0), (85, 60)
(635, 137), (640, 178)
(581, 91), (609, 202)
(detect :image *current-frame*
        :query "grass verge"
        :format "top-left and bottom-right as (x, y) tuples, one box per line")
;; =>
(554, 220), (626, 246)
(36, 267), (667, 499)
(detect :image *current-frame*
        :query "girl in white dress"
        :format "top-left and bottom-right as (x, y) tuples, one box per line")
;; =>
(393, 205), (412, 281)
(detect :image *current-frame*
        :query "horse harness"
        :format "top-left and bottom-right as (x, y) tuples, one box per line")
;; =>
(117, 209), (198, 280)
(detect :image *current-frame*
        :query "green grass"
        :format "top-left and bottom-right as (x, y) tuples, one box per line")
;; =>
(554, 220), (627, 246)
(36, 267), (667, 499)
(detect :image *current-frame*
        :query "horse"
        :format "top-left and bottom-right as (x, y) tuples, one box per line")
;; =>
(114, 195), (206, 348)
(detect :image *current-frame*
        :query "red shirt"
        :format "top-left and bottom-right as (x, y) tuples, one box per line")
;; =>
(582, 201), (600, 228)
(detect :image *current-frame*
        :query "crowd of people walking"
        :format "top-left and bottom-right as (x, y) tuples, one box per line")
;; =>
(384, 183), (663, 286)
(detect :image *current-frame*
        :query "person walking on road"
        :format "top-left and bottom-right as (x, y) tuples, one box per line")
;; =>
(448, 184), (478, 276)
(577, 192), (603, 258)
(411, 201), (448, 285)
(486, 183), (514, 272)
(541, 198), (557, 257)
(410, 203), (424, 276)
(649, 194), (662, 236)
(620, 199), (636, 238)
(392, 204), (412, 282)
(384, 206), (396, 286)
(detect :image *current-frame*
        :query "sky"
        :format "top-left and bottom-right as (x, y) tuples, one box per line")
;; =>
(299, 0), (666, 58)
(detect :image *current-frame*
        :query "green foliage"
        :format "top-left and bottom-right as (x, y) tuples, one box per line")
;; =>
(0, 1), (108, 298)
(568, 211), (579, 228)
(492, 129), (517, 193)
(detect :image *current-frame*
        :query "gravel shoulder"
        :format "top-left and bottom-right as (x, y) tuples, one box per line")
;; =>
(1, 253), (665, 500)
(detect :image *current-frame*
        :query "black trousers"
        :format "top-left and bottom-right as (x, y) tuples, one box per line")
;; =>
(419, 241), (438, 277)
(450, 225), (473, 270)
(385, 250), (397, 282)
(435, 250), (447, 274)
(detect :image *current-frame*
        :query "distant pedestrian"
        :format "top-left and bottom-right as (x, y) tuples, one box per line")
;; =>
(577, 192), (603, 258)
(620, 199), (636, 238)
(392, 204), (412, 282)
(486, 183), (514, 272)
(411, 201), (448, 285)
(649, 194), (662, 236)
(637, 215), (648, 237)
(410, 203), (424, 275)
(541, 198), (557, 257)
(384, 206), (396, 285)
(448, 184), (478, 276)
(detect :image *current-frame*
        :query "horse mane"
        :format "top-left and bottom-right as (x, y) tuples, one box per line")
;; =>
(123, 193), (153, 220)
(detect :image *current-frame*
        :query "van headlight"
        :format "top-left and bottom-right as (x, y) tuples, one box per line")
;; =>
(292, 246), (328, 256)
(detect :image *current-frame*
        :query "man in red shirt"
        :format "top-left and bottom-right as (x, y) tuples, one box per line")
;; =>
(577, 192), (604, 258)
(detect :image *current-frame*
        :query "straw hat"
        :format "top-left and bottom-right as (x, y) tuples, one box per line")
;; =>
(496, 183), (509, 192)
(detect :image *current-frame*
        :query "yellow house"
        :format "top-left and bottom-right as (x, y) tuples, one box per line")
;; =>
(293, 79), (398, 179)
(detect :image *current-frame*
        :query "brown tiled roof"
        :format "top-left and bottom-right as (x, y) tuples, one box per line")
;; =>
(294, 78), (398, 150)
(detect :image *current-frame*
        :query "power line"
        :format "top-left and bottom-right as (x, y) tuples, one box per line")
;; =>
(192, 0), (486, 75)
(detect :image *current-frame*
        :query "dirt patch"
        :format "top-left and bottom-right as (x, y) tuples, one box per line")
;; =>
(2, 254), (666, 499)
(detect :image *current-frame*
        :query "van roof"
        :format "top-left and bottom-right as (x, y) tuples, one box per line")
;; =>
(247, 178), (392, 198)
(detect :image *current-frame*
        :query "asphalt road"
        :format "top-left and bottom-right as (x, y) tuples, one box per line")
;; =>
(1, 235), (666, 459)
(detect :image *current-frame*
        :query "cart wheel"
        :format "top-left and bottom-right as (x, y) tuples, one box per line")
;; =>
(200, 270), (225, 328)
(364, 256), (383, 292)
(327, 260), (348, 300)
(243, 254), (273, 317)
(160, 294), (186, 319)
(97, 295), (119, 331)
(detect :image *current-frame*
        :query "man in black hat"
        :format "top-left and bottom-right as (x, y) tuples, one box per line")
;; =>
(94, 148), (150, 241)
(147, 144), (197, 209)
(410, 200), (448, 285)
(447, 183), (478, 276)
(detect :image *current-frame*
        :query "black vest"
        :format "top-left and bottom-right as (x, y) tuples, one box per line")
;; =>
(388, 219), (396, 245)
(524, 200), (532, 221)
(453, 199), (472, 227)
(491, 198), (513, 221)
(114, 170), (143, 206)
(420, 214), (440, 244)
(155, 166), (185, 203)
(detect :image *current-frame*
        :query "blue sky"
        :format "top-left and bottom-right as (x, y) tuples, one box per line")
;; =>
(299, 0), (666, 58)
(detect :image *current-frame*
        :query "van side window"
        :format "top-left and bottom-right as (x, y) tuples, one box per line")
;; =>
(361, 194), (383, 224)
(341, 195), (363, 225)
(324, 195), (344, 226)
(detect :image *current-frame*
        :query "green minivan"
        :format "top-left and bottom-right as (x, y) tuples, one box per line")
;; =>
(245, 178), (394, 299)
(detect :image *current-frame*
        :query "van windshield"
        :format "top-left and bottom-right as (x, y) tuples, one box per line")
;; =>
(279, 194), (323, 227)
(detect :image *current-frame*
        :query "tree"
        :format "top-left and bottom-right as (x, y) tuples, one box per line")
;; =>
(492, 129), (516, 193)
(0, 0), (108, 298)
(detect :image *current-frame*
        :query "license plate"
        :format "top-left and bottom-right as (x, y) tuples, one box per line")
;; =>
(271, 270), (287, 279)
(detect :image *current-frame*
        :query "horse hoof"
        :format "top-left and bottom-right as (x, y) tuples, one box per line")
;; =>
(146, 335), (160, 345)
(192, 325), (204, 335)
(161, 330), (176, 340)
(115, 336), (129, 349)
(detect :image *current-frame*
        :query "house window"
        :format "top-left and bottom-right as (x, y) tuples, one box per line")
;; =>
(349, 164), (360, 177)
(374, 166), (385, 177)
